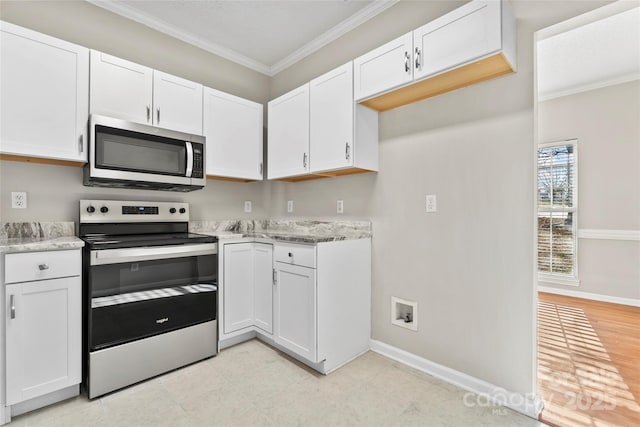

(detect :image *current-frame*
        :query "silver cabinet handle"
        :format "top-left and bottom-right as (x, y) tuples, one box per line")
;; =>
(10, 295), (15, 319)
(38, 263), (49, 271)
(303, 153), (308, 169)
(345, 142), (351, 161)
(404, 51), (410, 73)
(156, 107), (160, 124)
(147, 105), (151, 122)
(415, 47), (421, 70)
(259, 162), (263, 177)
(79, 135), (84, 153)
(273, 268), (277, 285)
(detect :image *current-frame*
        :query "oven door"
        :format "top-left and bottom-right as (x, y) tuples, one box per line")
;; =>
(87, 244), (217, 351)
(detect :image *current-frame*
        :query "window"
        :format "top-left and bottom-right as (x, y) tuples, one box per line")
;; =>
(537, 140), (577, 280)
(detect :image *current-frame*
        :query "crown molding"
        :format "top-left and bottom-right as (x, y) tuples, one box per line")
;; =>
(87, 0), (398, 77)
(87, 0), (271, 75)
(269, 0), (399, 75)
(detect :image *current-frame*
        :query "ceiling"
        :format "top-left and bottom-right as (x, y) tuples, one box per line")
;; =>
(537, 4), (640, 100)
(88, 0), (398, 76)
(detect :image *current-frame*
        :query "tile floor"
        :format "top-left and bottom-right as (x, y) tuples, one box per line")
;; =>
(8, 339), (544, 427)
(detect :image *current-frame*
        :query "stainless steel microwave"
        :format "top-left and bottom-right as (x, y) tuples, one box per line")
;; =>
(84, 115), (206, 192)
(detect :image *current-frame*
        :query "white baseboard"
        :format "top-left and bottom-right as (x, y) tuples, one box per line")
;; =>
(538, 286), (640, 307)
(369, 340), (543, 420)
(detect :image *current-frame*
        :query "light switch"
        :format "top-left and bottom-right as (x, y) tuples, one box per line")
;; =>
(287, 200), (294, 213)
(337, 200), (344, 214)
(244, 201), (252, 213)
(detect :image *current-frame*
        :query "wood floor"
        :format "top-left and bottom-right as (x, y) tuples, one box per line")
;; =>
(537, 292), (640, 427)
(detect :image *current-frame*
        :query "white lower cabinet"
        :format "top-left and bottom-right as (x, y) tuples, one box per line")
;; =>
(221, 239), (371, 373)
(253, 244), (274, 334)
(3, 250), (81, 408)
(223, 242), (273, 335)
(273, 262), (317, 362)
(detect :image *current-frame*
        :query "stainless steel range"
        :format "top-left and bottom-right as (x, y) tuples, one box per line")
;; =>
(79, 199), (218, 399)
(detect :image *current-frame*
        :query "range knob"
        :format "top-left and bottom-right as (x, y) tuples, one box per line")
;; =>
(100, 206), (109, 213)
(179, 208), (186, 214)
(86, 205), (95, 213)
(169, 208), (177, 214)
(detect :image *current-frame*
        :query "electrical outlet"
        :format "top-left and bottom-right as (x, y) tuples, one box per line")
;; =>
(337, 200), (344, 214)
(244, 201), (252, 213)
(11, 192), (27, 209)
(287, 200), (294, 213)
(426, 194), (437, 213)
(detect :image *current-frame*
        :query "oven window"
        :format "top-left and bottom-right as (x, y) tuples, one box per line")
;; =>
(95, 125), (186, 176)
(90, 254), (216, 298)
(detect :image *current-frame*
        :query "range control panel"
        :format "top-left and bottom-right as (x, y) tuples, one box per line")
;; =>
(80, 200), (189, 223)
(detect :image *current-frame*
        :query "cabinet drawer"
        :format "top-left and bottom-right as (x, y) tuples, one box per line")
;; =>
(274, 244), (316, 268)
(5, 250), (81, 284)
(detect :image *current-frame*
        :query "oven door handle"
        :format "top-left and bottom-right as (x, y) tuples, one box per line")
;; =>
(90, 243), (217, 265)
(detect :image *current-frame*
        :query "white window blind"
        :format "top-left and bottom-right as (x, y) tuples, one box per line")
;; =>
(537, 140), (577, 277)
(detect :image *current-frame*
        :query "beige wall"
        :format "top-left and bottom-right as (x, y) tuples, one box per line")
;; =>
(0, 0), (619, 400)
(538, 81), (640, 300)
(269, 8), (539, 394)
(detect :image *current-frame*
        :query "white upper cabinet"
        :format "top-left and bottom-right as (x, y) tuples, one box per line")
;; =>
(267, 83), (310, 180)
(153, 71), (203, 135)
(354, 0), (516, 111)
(310, 62), (378, 174)
(0, 21), (89, 162)
(90, 50), (153, 125)
(90, 50), (203, 135)
(203, 87), (263, 181)
(353, 32), (414, 102)
(413, 0), (502, 80)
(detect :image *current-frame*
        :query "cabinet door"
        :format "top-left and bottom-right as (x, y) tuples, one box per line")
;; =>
(5, 277), (81, 405)
(253, 243), (273, 334)
(203, 88), (263, 180)
(89, 50), (153, 124)
(223, 243), (255, 334)
(353, 32), (413, 101)
(0, 22), (89, 162)
(267, 84), (310, 180)
(413, 0), (501, 80)
(153, 71), (203, 135)
(310, 62), (354, 173)
(274, 263), (316, 362)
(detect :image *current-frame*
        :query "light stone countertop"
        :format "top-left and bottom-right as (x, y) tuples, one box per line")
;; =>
(0, 236), (85, 254)
(0, 222), (84, 253)
(191, 219), (372, 244)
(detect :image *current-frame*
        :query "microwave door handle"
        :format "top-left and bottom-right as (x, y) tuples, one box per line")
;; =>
(185, 142), (193, 178)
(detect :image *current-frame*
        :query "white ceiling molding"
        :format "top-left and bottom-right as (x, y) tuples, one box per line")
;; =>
(87, 0), (398, 77)
(537, 4), (640, 100)
(87, 0), (272, 74)
(538, 72), (640, 102)
(537, 0), (639, 41)
(269, 0), (399, 75)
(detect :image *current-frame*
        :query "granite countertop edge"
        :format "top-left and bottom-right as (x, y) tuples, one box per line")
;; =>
(202, 231), (371, 243)
(0, 236), (85, 254)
